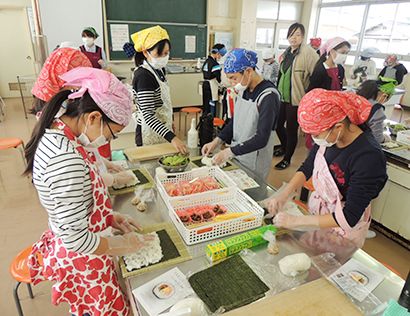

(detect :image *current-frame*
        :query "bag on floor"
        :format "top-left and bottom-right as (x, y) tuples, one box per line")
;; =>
(198, 112), (214, 149)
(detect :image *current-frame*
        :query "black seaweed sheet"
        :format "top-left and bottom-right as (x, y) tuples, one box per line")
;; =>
(111, 169), (150, 190)
(188, 255), (269, 312)
(191, 157), (234, 169)
(125, 229), (181, 272)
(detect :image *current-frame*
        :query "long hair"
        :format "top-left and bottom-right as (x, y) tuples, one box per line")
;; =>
(23, 90), (114, 176)
(134, 39), (171, 67)
(356, 80), (379, 100)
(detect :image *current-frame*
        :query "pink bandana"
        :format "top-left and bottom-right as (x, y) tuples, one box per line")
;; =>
(298, 89), (372, 134)
(31, 48), (92, 102)
(319, 37), (347, 56)
(60, 67), (133, 126)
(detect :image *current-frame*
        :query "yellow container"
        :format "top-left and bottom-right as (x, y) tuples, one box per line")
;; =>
(205, 225), (277, 262)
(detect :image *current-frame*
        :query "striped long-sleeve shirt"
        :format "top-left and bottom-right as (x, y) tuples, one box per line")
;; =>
(132, 63), (175, 143)
(32, 129), (99, 254)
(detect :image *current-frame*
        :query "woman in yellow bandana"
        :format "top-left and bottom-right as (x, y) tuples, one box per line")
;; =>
(131, 26), (187, 153)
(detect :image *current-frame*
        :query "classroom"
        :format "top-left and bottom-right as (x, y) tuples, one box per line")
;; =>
(1, 0), (410, 315)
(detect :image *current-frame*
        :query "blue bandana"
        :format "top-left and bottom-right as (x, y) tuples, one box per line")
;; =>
(224, 49), (258, 73)
(123, 42), (136, 59)
(211, 46), (227, 56)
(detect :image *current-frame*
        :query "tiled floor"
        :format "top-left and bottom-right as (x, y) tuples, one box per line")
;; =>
(1, 98), (409, 316)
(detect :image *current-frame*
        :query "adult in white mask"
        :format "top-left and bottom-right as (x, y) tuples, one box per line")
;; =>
(202, 48), (281, 181)
(131, 26), (187, 153)
(265, 89), (387, 248)
(80, 27), (107, 69)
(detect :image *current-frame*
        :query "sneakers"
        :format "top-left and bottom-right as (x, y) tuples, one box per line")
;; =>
(275, 159), (291, 170)
(273, 148), (285, 157)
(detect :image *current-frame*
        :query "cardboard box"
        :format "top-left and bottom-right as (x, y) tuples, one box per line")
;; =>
(205, 225), (277, 262)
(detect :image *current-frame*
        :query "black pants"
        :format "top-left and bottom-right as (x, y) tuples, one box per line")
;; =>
(275, 101), (299, 161)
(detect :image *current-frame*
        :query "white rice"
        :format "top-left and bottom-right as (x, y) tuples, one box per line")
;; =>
(112, 170), (140, 189)
(282, 201), (304, 216)
(123, 232), (163, 271)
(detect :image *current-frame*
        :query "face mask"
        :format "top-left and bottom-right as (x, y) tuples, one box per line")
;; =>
(78, 120), (109, 149)
(234, 69), (251, 91)
(82, 37), (94, 46)
(332, 52), (347, 65)
(148, 52), (169, 69)
(312, 129), (341, 147)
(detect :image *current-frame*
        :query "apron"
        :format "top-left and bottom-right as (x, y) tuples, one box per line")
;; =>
(384, 67), (397, 81)
(137, 61), (173, 146)
(80, 45), (102, 69)
(28, 119), (130, 316)
(232, 87), (278, 182)
(208, 78), (219, 101)
(308, 146), (371, 248)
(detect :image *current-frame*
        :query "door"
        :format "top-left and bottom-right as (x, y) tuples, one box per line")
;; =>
(0, 8), (36, 98)
(274, 22), (293, 62)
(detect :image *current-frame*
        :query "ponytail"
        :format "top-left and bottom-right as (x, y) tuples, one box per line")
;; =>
(23, 90), (113, 176)
(314, 53), (327, 70)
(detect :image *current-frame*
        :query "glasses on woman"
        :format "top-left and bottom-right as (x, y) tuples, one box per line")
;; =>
(106, 123), (118, 140)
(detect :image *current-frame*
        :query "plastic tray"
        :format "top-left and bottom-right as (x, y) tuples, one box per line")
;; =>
(166, 186), (264, 245)
(155, 166), (237, 201)
(397, 130), (410, 146)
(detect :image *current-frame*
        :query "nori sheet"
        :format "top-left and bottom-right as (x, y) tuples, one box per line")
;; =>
(111, 169), (150, 190)
(191, 157), (235, 169)
(126, 229), (181, 272)
(188, 255), (269, 312)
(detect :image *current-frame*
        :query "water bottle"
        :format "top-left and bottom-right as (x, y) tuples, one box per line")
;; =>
(398, 270), (410, 310)
(187, 118), (198, 149)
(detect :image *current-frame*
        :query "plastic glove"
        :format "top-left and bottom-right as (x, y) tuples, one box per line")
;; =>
(171, 137), (188, 154)
(113, 171), (135, 187)
(98, 59), (105, 66)
(273, 212), (319, 229)
(265, 183), (296, 216)
(212, 148), (233, 166)
(101, 173), (115, 187)
(104, 233), (155, 256)
(383, 134), (392, 143)
(404, 117), (410, 126)
(112, 212), (142, 233)
(103, 157), (124, 173)
(201, 137), (221, 157)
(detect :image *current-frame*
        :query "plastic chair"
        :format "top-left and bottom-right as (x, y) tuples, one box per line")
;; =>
(10, 246), (44, 316)
(179, 107), (202, 136)
(213, 117), (225, 136)
(0, 138), (26, 168)
(378, 261), (403, 279)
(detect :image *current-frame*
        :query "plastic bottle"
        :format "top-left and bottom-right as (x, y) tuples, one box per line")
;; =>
(196, 58), (202, 70)
(187, 118), (199, 149)
(398, 270), (410, 310)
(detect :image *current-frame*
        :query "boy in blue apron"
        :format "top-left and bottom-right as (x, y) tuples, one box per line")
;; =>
(202, 49), (280, 181)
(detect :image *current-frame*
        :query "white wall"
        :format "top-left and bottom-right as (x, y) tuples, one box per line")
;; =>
(0, 0), (31, 8)
(39, 0), (104, 53)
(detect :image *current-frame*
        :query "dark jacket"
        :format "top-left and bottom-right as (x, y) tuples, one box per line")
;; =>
(308, 63), (345, 92)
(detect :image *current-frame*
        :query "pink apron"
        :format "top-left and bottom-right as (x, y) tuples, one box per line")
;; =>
(308, 146), (371, 248)
(28, 119), (130, 316)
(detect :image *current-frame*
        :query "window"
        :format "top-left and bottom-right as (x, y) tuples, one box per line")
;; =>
(278, 2), (303, 21)
(257, 1), (279, 20)
(256, 28), (275, 49)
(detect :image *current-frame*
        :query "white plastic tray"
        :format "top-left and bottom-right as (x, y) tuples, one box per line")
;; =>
(165, 186), (264, 245)
(155, 166), (237, 201)
(397, 130), (410, 146)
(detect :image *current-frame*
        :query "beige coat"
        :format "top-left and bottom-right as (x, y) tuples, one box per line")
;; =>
(280, 43), (319, 106)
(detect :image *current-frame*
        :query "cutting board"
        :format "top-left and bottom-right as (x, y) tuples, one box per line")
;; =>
(224, 278), (364, 316)
(124, 143), (178, 162)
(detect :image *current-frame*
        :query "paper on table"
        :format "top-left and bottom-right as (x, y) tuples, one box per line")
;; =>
(225, 169), (259, 190)
(330, 258), (385, 302)
(133, 267), (194, 316)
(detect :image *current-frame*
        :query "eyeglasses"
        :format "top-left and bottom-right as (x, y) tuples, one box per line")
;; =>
(106, 123), (118, 140)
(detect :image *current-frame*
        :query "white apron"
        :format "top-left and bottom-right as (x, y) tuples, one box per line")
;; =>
(308, 146), (371, 248)
(208, 78), (219, 101)
(137, 61), (173, 146)
(232, 87), (278, 181)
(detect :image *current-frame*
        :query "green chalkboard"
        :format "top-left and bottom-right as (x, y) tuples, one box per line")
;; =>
(106, 0), (206, 24)
(104, 0), (207, 60)
(107, 22), (207, 60)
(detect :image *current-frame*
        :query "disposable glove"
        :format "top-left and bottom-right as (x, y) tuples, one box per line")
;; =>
(212, 148), (233, 166)
(265, 182), (296, 216)
(104, 233), (155, 256)
(102, 157), (124, 173)
(113, 171), (135, 187)
(112, 212), (142, 233)
(201, 137), (221, 157)
(273, 212), (320, 230)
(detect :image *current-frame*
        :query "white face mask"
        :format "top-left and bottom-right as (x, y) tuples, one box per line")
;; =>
(234, 69), (251, 91)
(78, 120), (108, 149)
(312, 129), (341, 147)
(82, 37), (94, 47)
(332, 52), (347, 65)
(148, 52), (169, 69)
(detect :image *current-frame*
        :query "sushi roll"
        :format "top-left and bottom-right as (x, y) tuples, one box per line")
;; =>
(212, 204), (227, 215)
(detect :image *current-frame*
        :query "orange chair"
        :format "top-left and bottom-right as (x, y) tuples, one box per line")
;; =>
(378, 261), (404, 279)
(10, 246), (44, 316)
(213, 117), (225, 136)
(300, 177), (315, 202)
(0, 138), (26, 168)
(179, 107), (202, 136)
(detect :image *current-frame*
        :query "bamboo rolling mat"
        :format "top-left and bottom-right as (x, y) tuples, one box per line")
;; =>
(108, 168), (154, 196)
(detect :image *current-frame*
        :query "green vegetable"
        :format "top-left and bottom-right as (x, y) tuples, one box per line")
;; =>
(161, 153), (189, 166)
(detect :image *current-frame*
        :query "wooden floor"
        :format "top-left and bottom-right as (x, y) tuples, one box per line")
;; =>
(1, 98), (409, 316)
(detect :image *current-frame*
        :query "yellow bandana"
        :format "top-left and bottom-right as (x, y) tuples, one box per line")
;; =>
(131, 25), (169, 52)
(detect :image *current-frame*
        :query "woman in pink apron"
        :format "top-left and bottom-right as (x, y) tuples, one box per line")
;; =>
(266, 89), (387, 248)
(23, 67), (154, 316)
